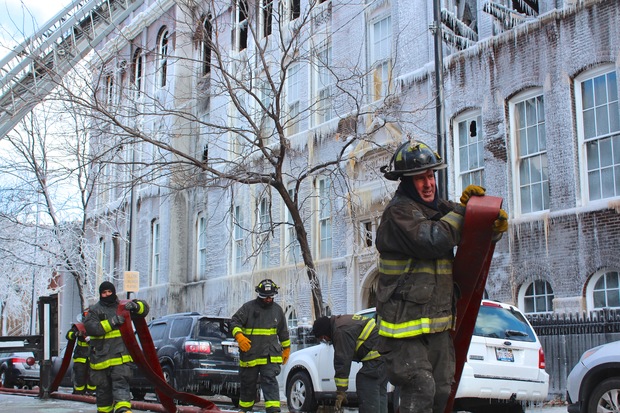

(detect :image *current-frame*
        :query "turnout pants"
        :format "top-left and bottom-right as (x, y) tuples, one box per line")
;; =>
(239, 363), (281, 413)
(72, 360), (96, 394)
(90, 363), (132, 413)
(357, 358), (389, 413)
(379, 331), (455, 413)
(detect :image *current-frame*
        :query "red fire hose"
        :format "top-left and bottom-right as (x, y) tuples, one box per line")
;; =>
(443, 195), (503, 413)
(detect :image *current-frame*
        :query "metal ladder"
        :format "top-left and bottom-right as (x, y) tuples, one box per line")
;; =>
(0, 0), (144, 140)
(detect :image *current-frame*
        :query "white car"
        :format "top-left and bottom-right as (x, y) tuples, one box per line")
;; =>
(282, 300), (549, 413)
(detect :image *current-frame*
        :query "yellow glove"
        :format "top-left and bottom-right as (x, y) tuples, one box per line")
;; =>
(335, 390), (348, 410)
(282, 347), (291, 364)
(493, 209), (508, 233)
(235, 333), (252, 352)
(460, 184), (486, 206)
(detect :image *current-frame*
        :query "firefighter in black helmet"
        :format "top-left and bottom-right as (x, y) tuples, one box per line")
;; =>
(231, 279), (291, 413)
(375, 139), (507, 413)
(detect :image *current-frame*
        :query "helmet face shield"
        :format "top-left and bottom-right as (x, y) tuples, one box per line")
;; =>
(381, 140), (446, 181)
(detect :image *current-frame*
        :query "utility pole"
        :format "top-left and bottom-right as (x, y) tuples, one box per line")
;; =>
(432, 0), (448, 200)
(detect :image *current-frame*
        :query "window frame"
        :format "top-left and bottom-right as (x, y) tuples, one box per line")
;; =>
(286, 62), (302, 136)
(196, 213), (207, 280)
(509, 88), (549, 216)
(233, 205), (246, 273)
(284, 187), (301, 264)
(518, 280), (554, 314)
(259, 0), (274, 39)
(132, 48), (143, 98)
(586, 269), (620, 310)
(157, 27), (169, 88)
(317, 177), (332, 259)
(453, 109), (485, 195)
(151, 219), (161, 285)
(201, 16), (213, 76)
(369, 14), (392, 101)
(314, 43), (333, 125)
(575, 64), (620, 204)
(232, 0), (249, 52)
(259, 197), (272, 269)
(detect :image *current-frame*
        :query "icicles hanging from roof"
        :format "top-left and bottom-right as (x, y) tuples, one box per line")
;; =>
(483, 2), (529, 31)
(441, 8), (478, 51)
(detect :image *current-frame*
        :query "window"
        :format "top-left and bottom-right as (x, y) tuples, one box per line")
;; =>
(196, 213), (207, 280)
(259, 197), (271, 269)
(104, 74), (115, 106)
(132, 48), (143, 98)
(201, 17), (212, 76)
(157, 27), (169, 87)
(286, 63), (302, 136)
(97, 238), (108, 286)
(170, 318), (192, 338)
(284, 0), (300, 21)
(285, 305), (298, 329)
(232, 0), (248, 52)
(370, 16), (392, 101)
(360, 220), (374, 248)
(285, 187), (301, 264)
(315, 44), (333, 124)
(520, 280), (554, 314)
(576, 66), (620, 201)
(318, 177), (332, 259)
(510, 91), (549, 214)
(260, 0), (273, 39)
(151, 219), (160, 285)
(233, 205), (246, 272)
(454, 111), (484, 193)
(587, 270), (620, 309)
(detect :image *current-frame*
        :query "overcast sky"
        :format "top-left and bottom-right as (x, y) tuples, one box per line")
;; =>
(0, 0), (72, 54)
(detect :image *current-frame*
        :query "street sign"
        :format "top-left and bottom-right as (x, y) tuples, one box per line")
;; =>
(124, 271), (140, 293)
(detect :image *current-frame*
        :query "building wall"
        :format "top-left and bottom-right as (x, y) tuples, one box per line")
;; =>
(84, 0), (620, 325)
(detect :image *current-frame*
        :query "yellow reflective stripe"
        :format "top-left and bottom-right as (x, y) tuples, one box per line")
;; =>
(101, 320), (113, 333)
(436, 259), (453, 275)
(242, 327), (278, 335)
(114, 401), (131, 410)
(73, 357), (88, 363)
(361, 350), (380, 361)
(87, 384), (97, 390)
(239, 357), (269, 367)
(378, 258), (412, 275)
(265, 400), (281, 408)
(77, 341), (89, 347)
(441, 211), (464, 230)
(74, 384), (85, 391)
(334, 377), (349, 387)
(90, 354), (133, 370)
(281, 339), (291, 347)
(239, 400), (255, 408)
(136, 301), (146, 315)
(271, 356), (283, 363)
(67, 331), (76, 340)
(232, 327), (243, 336)
(97, 405), (114, 413)
(378, 316), (452, 338)
(356, 319), (375, 351)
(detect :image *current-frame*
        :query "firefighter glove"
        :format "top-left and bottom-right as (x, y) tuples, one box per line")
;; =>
(65, 326), (78, 341)
(110, 315), (125, 327)
(235, 333), (252, 352)
(493, 209), (508, 234)
(125, 300), (139, 313)
(460, 184), (486, 206)
(282, 347), (291, 364)
(335, 390), (348, 410)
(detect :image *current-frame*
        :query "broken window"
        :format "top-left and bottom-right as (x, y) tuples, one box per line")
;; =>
(483, 0), (538, 31)
(232, 0), (248, 52)
(454, 111), (485, 193)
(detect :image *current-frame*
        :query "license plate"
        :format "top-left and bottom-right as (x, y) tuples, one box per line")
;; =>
(225, 344), (239, 356)
(495, 347), (514, 362)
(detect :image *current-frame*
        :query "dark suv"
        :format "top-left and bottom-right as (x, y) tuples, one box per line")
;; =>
(132, 312), (241, 405)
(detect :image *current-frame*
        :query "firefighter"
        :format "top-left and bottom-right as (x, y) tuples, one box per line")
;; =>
(312, 314), (388, 413)
(231, 279), (291, 413)
(84, 281), (149, 413)
(375, 139), (508, 413)
(65, 308), (96, 395)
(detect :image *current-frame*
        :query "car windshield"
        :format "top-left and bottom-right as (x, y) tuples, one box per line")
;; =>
(197, 319), (233, 339)
(473, 305), (536, 342)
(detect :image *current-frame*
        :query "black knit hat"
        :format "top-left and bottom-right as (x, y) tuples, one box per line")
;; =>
(99, 281), (116, 295)
(312, 316), (332, 339)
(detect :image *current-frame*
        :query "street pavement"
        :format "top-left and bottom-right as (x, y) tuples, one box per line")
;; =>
(0, 390), (568, 413)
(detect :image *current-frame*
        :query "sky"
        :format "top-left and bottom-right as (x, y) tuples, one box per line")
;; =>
(0, 0), (73, 53)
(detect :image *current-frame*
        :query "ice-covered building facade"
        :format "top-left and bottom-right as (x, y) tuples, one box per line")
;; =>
(84, 0), (620, 323)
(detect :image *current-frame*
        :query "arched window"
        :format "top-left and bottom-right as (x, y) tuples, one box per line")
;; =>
(132, 48), (143, 97)
(519, 280), (554, 313)
(587, 270), (620, 309)
(157, 27), (169, 87)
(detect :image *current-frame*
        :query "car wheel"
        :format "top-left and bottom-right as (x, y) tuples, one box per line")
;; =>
(587, 377), (620, 413)
(0, 368), (12, 388)
(161, 364), (176, 389)
(286, 371), (318, 413)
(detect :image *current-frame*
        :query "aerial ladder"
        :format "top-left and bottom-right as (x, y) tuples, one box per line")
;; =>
(0, 0), (144, 140)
